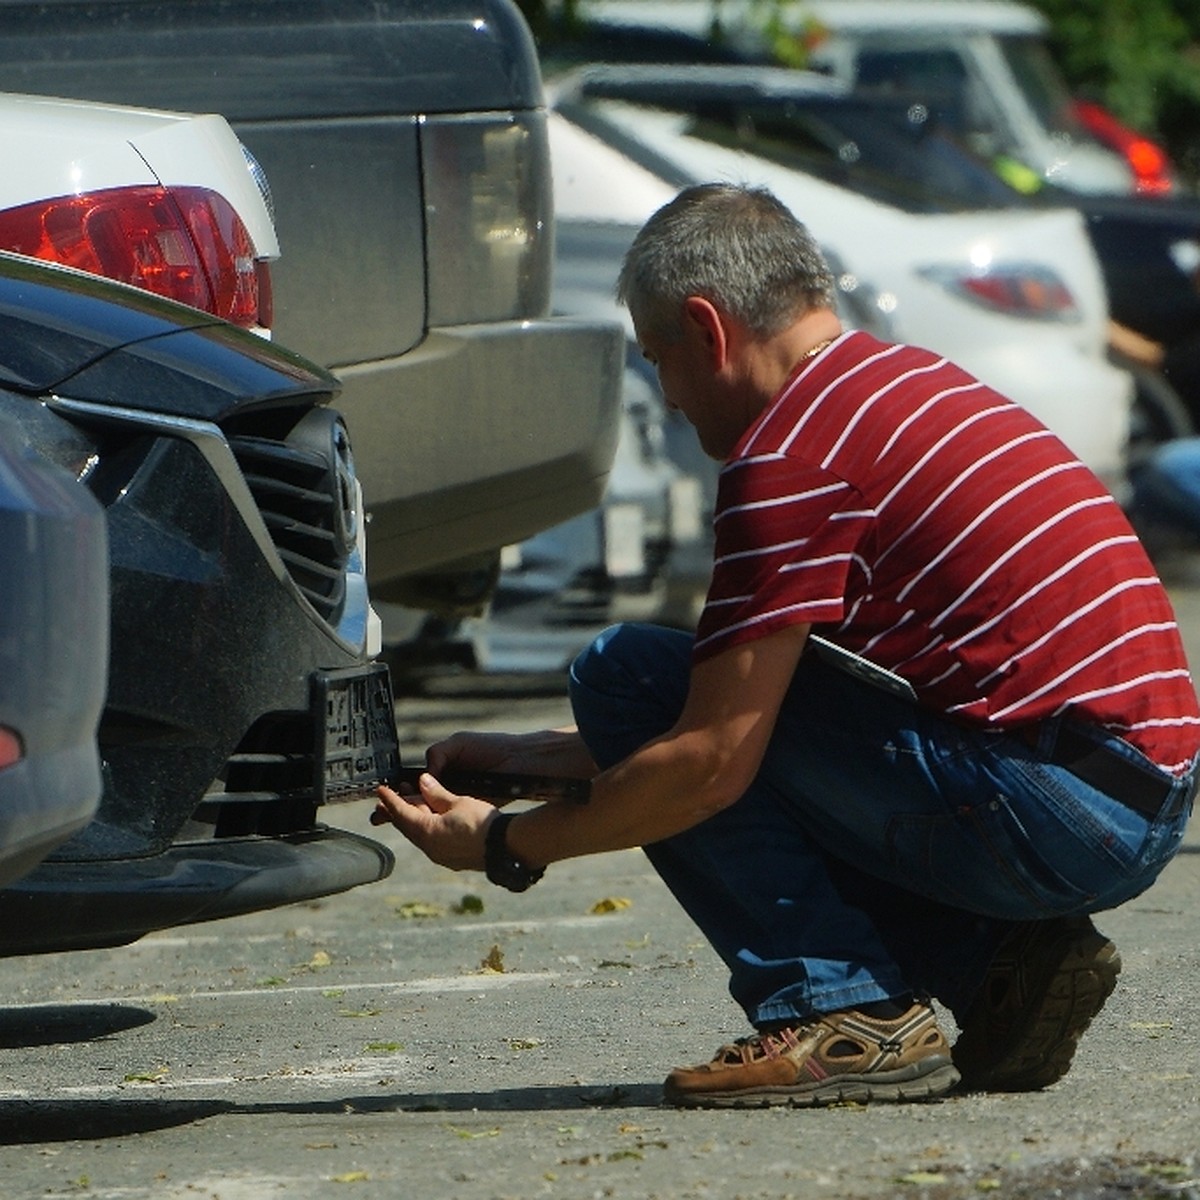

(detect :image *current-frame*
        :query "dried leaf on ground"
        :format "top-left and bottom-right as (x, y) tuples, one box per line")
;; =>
(394, 900), (446, 919)
(478, 944), (505, 973)
(505, 1037), (543, 1050)
(122, 1067), (169, 1084)
(590, 896), (632, 914)
(1130, 1020), (1174, 1035)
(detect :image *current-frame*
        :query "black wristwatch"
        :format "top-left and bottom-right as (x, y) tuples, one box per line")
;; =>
(484, 812), (544, 892)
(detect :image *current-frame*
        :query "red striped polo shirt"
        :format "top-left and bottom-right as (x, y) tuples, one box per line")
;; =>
(694, 330), (1200, 774)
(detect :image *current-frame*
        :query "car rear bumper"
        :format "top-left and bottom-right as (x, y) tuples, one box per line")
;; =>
(337, 316), (624, 592)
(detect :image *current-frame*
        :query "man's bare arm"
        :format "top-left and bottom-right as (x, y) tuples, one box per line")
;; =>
(424, 727), (596, 782)
(373, 623), (810, 872)
(504, 622), (811, 866)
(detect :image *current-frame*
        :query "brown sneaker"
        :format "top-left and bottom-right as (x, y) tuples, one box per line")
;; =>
(663, 1002), (959, 1108)
(953, 915), (1121, 1092)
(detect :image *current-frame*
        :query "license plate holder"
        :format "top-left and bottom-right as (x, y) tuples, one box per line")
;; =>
(313, 663), (400, 804)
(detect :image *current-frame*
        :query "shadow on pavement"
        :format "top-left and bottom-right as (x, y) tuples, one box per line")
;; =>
(0, 1083), (665, 1145)
(0, 1098), (232, 1144)
(0, 1003), (157, 1049)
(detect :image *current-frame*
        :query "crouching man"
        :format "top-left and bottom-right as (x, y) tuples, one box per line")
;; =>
(375, 184), (1198, 1108)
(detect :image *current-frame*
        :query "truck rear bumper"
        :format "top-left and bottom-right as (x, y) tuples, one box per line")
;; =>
(337, 316), (624, 587)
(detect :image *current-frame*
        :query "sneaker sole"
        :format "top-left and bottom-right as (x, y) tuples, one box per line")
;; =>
(955, 920), (1121, 1092)
(664, 1060), (962, 1109)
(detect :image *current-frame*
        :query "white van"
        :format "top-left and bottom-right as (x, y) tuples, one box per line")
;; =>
(575, 0), (1136, 195)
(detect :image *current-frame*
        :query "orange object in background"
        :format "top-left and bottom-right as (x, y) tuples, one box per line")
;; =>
(1073, 98), (1176, 196)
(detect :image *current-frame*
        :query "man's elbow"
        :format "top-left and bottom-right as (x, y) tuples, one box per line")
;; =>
(692, 759), (759, 821)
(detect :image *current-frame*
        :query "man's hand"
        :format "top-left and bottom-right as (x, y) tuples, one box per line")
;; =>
(371, 775), (497, 872)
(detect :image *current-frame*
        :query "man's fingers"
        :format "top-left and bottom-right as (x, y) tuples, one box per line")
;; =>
(372, 776), (461, 832)
(373, 784), (422, 829)
(371, 780), (494, 873)
(415, 772), (457, 813)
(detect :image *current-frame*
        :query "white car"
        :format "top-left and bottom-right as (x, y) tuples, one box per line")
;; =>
(572, 0), (1136, 196)
(0, 92), (277, 334)
(549, 71), (1133, 491)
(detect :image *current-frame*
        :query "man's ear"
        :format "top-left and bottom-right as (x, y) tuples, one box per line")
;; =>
(683, 295), (729, 370)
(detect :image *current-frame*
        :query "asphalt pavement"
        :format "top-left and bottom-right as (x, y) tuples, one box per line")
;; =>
(1, 593), (1199, 1199)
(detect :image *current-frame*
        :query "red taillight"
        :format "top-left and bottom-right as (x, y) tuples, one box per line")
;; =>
(172, 186), (262, 327)
(1072, 99), (1175, 196)
(920, 264), (1079, 322)
(1126, 138), (1173, 195)
(0, 185), (267, 328)
(255, 258), (274, 331)
(959, 271), (1074, 316)
(0, 727), (22, 771)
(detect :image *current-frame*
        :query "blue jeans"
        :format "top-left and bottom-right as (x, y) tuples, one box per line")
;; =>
(1129, 437), (1200, 542)
(568, 623), (1194, 1028)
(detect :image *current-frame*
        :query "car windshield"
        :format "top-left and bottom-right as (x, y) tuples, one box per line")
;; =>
(567, 85), (1026, 214)
(997, 35), (1085, 137)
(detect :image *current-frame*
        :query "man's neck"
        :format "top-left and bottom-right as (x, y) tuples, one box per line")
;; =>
(748, 310), (844, 400)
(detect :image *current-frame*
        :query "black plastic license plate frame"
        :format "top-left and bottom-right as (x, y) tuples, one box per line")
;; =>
(313, 663), (400, 803)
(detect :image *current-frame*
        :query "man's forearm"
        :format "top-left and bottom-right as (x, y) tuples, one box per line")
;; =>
(427, 727), (597, 781)
(504, 728), (742, 867)
(502, 624), (812, 868)
(514, 727), (599, 778)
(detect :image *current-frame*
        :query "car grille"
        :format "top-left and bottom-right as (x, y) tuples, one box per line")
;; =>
(227, 408), (357, 625)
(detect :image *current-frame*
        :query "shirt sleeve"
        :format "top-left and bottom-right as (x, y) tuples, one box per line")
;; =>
(693, 451), (874, 663)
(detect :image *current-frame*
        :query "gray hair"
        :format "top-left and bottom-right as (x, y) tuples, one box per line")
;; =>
(617, 183), (836, 342)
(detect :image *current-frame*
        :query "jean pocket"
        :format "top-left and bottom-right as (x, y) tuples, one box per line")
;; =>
(884, 790), (1100, 920)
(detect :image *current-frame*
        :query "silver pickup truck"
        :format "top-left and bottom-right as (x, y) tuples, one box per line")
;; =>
(0, 0), (622, 607)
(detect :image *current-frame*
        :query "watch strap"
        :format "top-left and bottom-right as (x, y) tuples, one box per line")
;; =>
(484, 812), (544, 892)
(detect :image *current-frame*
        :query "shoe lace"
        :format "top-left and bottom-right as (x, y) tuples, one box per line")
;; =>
(717, 1008), (928, 1067)
(716, 1023), (808, 1065)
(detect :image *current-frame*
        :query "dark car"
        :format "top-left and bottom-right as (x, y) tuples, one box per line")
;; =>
(0, 252), (397, 955)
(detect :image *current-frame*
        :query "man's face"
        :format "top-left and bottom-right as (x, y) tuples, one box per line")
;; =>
(638, 318), (743, 461)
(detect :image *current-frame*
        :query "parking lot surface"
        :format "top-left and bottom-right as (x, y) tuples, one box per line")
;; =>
(2, 598), (1199, 1199)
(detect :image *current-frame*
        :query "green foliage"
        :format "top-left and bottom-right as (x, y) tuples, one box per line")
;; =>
(709, 0), (823, 67)
(1026, 0), (1200, 153)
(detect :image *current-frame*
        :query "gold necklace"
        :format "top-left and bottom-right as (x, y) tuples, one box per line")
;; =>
(800, 337), (835, 363)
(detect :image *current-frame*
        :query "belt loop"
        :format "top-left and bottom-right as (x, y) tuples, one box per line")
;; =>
(1030, 715), (1061, 759)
